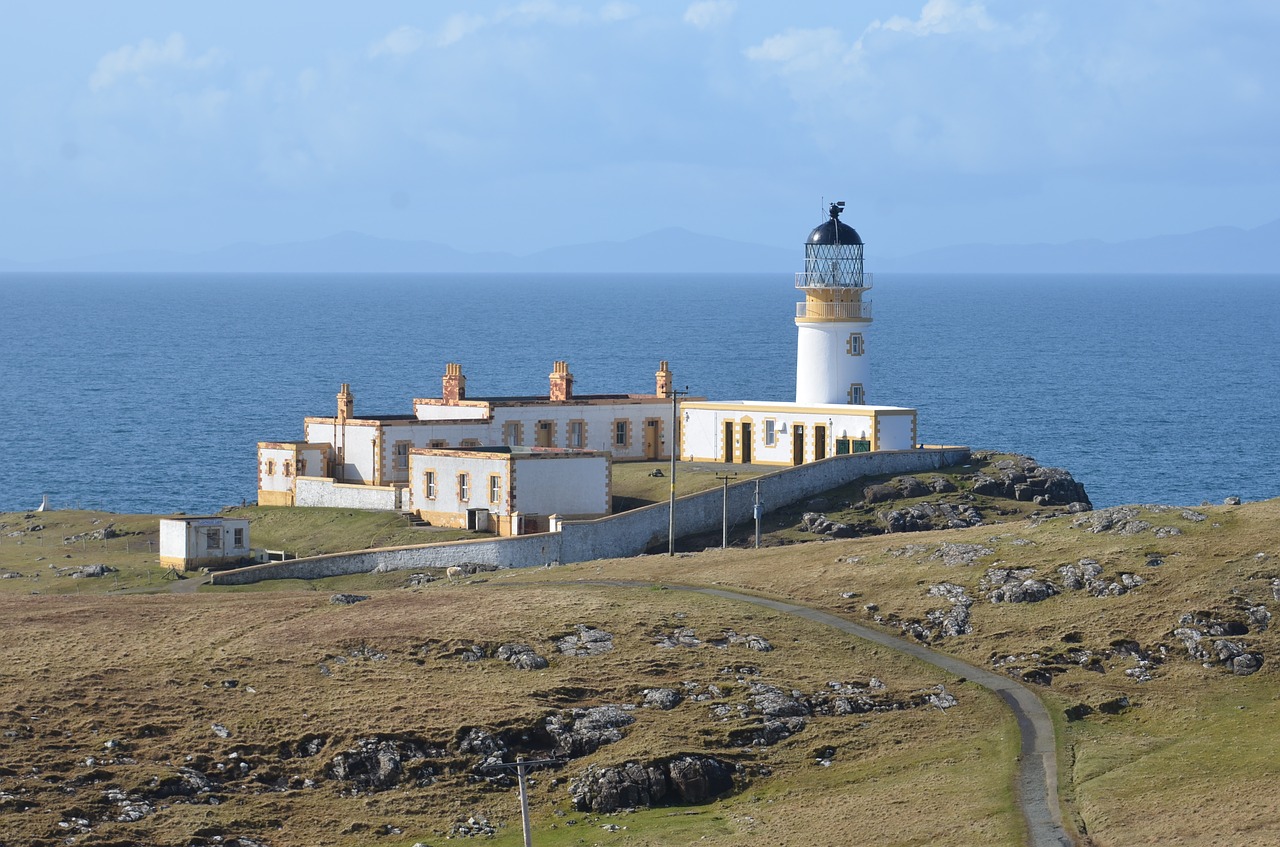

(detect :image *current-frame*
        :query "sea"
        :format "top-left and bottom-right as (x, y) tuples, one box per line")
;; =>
(1, 273), (1277, 514)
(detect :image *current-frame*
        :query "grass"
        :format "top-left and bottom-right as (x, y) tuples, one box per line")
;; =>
(610, 461), (772, 512)
(2, 488), (1278, 845)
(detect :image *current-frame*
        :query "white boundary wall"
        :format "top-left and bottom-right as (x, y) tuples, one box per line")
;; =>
(214, 447), (968, 585)
(295, 477), (400, 510)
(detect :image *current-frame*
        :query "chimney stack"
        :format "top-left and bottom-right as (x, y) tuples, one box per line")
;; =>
(442, 363), (466, 403)
(549, 360), (574, 402)
(336, 383), (354, 422)
(655, 361), (673, 397)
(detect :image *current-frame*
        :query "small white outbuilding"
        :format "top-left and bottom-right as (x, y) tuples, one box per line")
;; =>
(159, 516), (251, 571)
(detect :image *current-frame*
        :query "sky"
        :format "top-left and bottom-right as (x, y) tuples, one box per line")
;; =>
(2, 1), (1277, 262)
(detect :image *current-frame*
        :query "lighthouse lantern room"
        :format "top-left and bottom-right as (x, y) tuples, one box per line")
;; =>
(795, 201), (873, 406)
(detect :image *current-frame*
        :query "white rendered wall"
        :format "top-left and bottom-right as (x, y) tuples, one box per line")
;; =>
(409, 453), (507, 516)
(796, 322), (870, 405)
(876, 414), (916, 450)
(413, 402), (492, 421)
(159, 519), (192, 560)
(258, 447), (295, 493)
(304, 422), (379, 483)
(681, 403), (895, 464)
(512, 455), (609, 517)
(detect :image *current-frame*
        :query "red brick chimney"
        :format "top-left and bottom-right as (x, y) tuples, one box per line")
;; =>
(442, 363), (466, 403)
(549, 360), (573, 402)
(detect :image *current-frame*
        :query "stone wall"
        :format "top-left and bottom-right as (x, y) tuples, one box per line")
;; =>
(213, 447), (969, 585)
(294, 478), (400, 510)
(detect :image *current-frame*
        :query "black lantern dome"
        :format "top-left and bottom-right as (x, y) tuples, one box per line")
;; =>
(807, 202), (862, 245)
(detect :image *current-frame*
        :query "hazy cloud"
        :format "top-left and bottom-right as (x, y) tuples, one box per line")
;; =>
(89, 33), (219, 92)
(868, 0), (996, 38)
(369, 25), (427, 58)
(684, 1), (735, 30)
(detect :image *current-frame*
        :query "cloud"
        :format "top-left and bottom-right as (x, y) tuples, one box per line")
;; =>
(684, 0), (735, 30)
(744, 27), (852, 74)
(89, 33), (219, 92)
(868, 0), (996, 39)
(369, 25), (427, 58)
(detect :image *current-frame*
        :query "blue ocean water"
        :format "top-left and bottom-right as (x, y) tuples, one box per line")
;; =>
(1, 273), (1276, 513)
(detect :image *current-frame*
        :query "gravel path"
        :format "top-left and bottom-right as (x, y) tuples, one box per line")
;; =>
(575, 580), (1076, 847)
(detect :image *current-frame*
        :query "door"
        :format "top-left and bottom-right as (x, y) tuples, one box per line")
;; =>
(740, 422), (752, 464)
(723, 421), (735, 463)
(644, 419), (660, 459)
(536, 421), (553, 448)
(814, 425), (827, 461)
(792, 424), (805, 465)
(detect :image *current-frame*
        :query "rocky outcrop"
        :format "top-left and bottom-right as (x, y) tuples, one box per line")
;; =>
(1057, 559), (1144, 596)
(569, 756), (736, 813)
(326, 736), (444, 792)
(981, 568), (1057, 603)
(546, 705), (635, 757)
(800, 512), (857, 538)
(881, 501), (983, 532)
(496, 642), (549, 670)
(556, 625), (614, 656)
(969, 454), (1091, 508)
(1172, 610), (1265, 675)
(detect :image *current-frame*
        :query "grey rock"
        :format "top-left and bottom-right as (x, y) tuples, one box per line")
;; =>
(641, 688), (683, 710)
(556, 625), (614, 656)
(547, 705), (635, 757)
(930, 543), (994, 567)
(330, 593), (369, 605)
(1232, 654), (1263, 675)
(1224, 496), (1242, 505)
(496, 642), (549, 670)
(326, 736), (441, 791)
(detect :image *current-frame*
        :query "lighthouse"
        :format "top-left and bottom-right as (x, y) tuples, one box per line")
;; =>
(794, 201), (872, 405)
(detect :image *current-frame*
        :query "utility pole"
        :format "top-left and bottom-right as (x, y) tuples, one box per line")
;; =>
(715, 472), (737, 549)
(481, 756), (562, 847)
(667, 385), (688, 556)
(753, 478), (763, 549)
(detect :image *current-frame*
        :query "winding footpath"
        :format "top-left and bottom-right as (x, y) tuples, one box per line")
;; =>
(574, 580), (1075, 847)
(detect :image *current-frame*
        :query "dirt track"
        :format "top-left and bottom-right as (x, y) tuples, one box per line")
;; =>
(574, 580), (1076, 847)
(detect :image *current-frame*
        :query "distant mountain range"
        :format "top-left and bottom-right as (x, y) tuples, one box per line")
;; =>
(4, 218), (1278, 274)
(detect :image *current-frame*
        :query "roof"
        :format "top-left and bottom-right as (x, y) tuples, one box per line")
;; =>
(680, 399), (915, 414)
(807, 218), (863, 246)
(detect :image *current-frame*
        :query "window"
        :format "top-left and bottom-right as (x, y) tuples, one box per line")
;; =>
(424, 470), (437, 499)
(847, 332), (864, 356)
(392, 441), (409, 470)
(429, 439), (448, 449)
(460, 438), (481, 448)
(265, 459), (276, 475)
(298, 458), (307, 475)
(282, 460), (293, 477)
(205, 527), (222, 550)
(233, 528), (245, 548)
(848, 384), (865, 404)
(503, 421), (522, 446)
(614, 420), (629, 447)
(489, 474), (502, 504)
(458, 473), (470, 501)
(568, 420), (585, 448)
(764, 419), (776, 446)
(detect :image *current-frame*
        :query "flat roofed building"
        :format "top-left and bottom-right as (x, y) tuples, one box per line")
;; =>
(159, 516), (251, 572)
(408, 445), (611, 535)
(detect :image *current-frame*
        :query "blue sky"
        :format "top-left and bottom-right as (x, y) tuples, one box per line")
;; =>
(2, 1), (1277, 262)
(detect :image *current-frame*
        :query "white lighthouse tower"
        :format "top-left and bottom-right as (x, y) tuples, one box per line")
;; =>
(794, 201), (872, 405)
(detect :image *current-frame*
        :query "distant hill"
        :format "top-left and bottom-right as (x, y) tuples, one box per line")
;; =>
(881, 218), (1280, 273)
(3, 218), (1278, 274)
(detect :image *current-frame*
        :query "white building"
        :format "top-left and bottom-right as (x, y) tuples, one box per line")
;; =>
(407, 446), (610, 535)
(681, 202), (918, 463)
(259, 362), (681, 510)
(159, 516), (251, 571)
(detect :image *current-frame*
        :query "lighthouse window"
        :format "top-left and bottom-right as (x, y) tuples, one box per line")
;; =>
(764, 419), (777, 446)
(848, 384), (865, 404)
(847, 333), (864, 356)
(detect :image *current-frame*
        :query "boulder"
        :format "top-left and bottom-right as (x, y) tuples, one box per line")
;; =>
(496, 643), (549, 670)
(570, 757), (734, 812)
